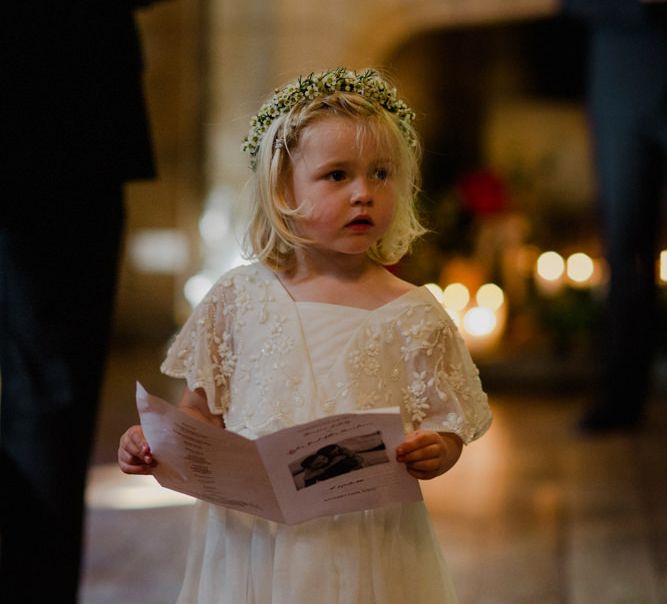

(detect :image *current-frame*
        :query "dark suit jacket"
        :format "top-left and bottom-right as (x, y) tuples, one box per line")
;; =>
(6, 0), (158, 199)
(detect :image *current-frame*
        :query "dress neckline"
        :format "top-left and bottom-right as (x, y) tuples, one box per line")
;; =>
(260, 264), (430, 313)
(295, 301), (371, 313)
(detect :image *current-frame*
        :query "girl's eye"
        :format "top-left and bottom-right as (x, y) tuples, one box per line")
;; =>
(327, 170), (346, 182)
(374, 167), (390, 181)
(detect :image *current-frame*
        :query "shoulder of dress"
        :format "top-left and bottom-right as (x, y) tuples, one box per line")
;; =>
(372, 288), (462, 350)
(389, 287), (453, 325)
(202, 262), (269, 297)
(218, 262), (260, 282)
(221, 262), (276, 286)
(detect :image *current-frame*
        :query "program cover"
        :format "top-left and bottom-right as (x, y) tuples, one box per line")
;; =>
(136, 383), (422, 524)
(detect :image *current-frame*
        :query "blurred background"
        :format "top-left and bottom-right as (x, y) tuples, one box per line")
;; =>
(83, 1), (666, 602)
(110, 0), (667, 374)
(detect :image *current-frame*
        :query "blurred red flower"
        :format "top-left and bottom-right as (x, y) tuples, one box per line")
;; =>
(457, 169), (507, 215)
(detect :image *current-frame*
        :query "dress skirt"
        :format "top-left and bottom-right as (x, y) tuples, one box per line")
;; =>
(176, 500), (457, 604)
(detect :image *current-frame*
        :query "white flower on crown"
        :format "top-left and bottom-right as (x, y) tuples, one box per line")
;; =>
(241, 67), (417, 170)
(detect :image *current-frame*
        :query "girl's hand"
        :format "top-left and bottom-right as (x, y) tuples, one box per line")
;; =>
(118, 425), (156, 475)
(396, 430), (462, 480)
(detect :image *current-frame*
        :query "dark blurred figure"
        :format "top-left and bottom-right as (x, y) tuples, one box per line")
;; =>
(1, 2), (161, 601)
(563, 0), (667, 432)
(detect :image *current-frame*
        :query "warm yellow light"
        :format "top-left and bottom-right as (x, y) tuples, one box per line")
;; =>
(536, 251), (565, 281)
(442, 283), (470, 311)
(567, 252), (594, 283)
(660, 251), (667, 283)
(463, 307), (497, 337)
(476, 283), (504, 311)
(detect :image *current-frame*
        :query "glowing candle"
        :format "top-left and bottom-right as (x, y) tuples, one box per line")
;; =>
(535, 251), (565, 295)
(566, 252), (594, 287)
(463, 307), (497, 337)
(476, 283), (504, 311)
(442, 283), (470, 311)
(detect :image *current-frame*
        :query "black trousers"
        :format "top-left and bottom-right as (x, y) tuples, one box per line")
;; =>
(1, 185), (125, 602)
(588, 26), (667, 417)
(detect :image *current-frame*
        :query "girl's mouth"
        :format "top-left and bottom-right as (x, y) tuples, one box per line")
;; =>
(345, 215), (374, 229)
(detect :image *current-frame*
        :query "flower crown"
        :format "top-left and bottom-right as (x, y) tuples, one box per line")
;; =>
(241, 67), (417, 170)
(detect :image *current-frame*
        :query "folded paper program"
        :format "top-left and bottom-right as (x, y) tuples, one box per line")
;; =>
(136, 383), (422, 525)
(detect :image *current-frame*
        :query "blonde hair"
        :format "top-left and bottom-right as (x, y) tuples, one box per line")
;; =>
(245, 76), (425, 271)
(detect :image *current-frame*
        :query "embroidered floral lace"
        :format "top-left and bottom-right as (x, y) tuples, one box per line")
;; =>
(161, 264), (491, 443)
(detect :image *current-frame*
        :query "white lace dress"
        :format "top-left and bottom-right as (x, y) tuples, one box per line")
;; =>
(161, 263), (492, 604)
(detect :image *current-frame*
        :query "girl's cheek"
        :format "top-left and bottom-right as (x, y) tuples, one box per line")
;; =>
(300, 199), (317, 219)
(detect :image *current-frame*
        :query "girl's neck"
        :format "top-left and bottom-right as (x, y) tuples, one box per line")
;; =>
(287, 249), (377, 283)
(278, 250), (415, 309)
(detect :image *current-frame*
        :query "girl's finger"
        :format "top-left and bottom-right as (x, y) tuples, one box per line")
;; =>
(117, 449), (155, 475)
(397, 443), (443, 463)
(120, 427), (149, 456)
(129, 427), (146, 448)
(117, 447), (142, 466)
(397, 432), (442, 454)
(120, 438), (143, 458)
(406, 467), (439, 480)
(406, 458), (442, 472)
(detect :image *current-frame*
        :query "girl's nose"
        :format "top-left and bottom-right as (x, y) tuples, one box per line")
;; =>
(350, 179), (373, 206)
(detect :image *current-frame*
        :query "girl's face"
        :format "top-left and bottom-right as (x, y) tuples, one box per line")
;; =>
(286, 116), (397, 259)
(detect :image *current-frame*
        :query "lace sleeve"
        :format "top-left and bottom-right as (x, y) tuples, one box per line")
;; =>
(160, 285), (235, 416)
(401, 311), (492, 444)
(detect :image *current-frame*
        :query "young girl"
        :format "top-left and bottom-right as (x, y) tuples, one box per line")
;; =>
(119, 67), (492, 603)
